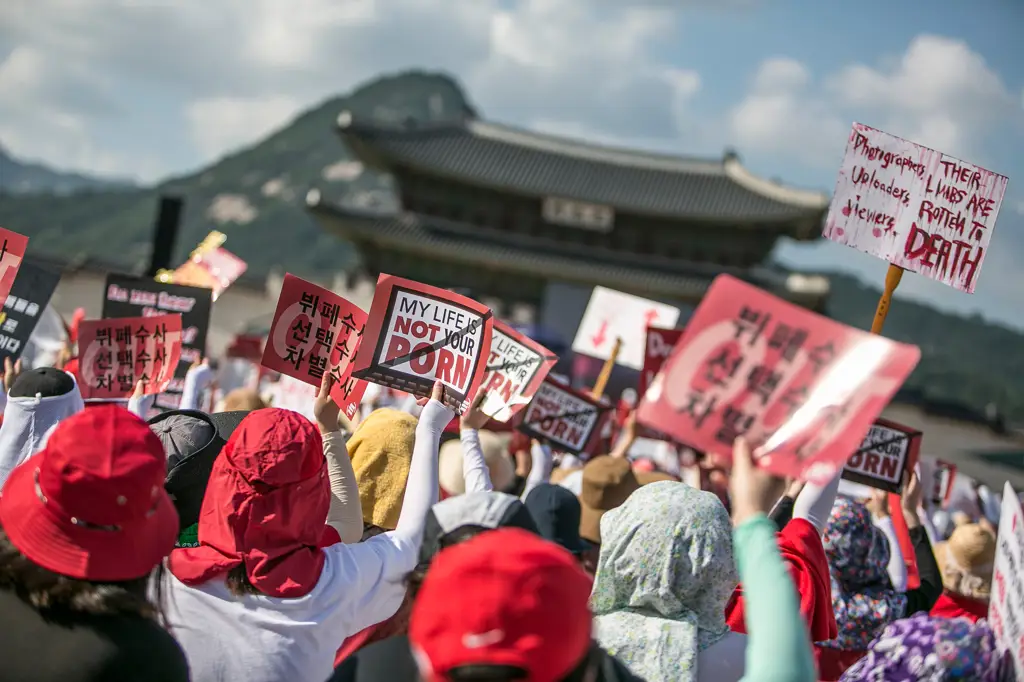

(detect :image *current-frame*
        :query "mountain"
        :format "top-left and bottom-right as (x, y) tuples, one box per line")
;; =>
(0, 70), (1021, 420)
(0, 146), (136, 195)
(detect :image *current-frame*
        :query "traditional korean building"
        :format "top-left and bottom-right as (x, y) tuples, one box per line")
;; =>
(307, 111), (832, 322)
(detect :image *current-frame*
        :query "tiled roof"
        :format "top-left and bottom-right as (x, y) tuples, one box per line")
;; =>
(306, 198), (826, 306)
(336, 113), (829, 230)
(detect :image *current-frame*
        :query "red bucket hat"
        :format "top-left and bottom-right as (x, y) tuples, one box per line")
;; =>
(410, 528), (593, 682)
(0, 404), (178, 581)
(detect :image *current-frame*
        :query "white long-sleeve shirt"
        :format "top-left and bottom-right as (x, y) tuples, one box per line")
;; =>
(162, 399), (452, 682)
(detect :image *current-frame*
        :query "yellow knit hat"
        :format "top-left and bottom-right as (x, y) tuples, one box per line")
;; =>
(347, 408), (418, 530)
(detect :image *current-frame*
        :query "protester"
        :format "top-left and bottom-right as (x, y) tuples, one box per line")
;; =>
(590, 438), (815, 682)
(523, 483), (591, 558)
(408, 528), (643, 682)
(347, 406), (419, 539)
(0, 365), (84, 488)
(930, 521), (996, 622)
(577, 455), (639, 546)
(330, 490), (542, 679)
(160, 381), (452, 682)
(0, 405), (188, 681)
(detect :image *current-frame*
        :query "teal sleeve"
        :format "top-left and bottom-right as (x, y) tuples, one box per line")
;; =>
(735, 514), (816, 682)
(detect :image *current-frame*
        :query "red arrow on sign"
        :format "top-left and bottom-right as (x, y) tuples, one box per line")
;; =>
(591, 320), (609, 347)
(643, 308), (660, 326)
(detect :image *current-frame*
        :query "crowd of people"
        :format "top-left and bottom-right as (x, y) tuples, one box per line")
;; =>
(0, 349), (1015, 681)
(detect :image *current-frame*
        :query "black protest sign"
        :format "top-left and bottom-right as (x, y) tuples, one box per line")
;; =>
(0, 262), (61, 364)
(841, 418), (922, 493)
(101, 274), (212, 411)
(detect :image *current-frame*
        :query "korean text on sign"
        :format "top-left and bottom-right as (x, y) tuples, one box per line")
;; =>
(477, 321), (558, 423)
(989, 482), (1024, 680)
(0, 227), (29, 308)
(260, 274), (368, 420)
(636, 275), (920, 484)
(519, 378), (608, 455)
(77, 314), (183, 400)
(352, 274), (493, 414)
(840, 419), (921, 493)
(824, 123), (1009, 294)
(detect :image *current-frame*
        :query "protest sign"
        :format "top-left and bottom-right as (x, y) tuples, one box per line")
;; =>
(572, 286), (680, 370)
(261, 274), (368, 421)
(638, 326), (684, 398)
(352, 274), (493, 414)
(636, 275), (921, 484)
(102, 275), (212, 411)
(824, 123), (1009, 294)
(160, 231), (248, 302)
(840, 418), (921, 493)
(989, 482), (1024, 679)
(519, 377), (610, 455)
(0, 262), (61, 364)
(0, 227), (29, 307)
(477, 321), (557, 422)
(77, 314), (182, 400)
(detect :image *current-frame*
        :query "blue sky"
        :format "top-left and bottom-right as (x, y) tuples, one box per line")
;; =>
(0, 0), (1021, 326)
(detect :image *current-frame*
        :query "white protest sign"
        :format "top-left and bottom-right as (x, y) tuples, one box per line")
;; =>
(824, 123), (1009, 294)
(990, 481), (1024, 678)
(572, 286), (680, 370)
(520, 379), (604, 454)
(478, 322), (556, 423)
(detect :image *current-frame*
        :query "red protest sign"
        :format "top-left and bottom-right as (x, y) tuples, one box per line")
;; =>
(636, 275), (921, 484)
(77, 314), (182, 400)
(840, 418), (921, 493)
(638, 326), (683, 398)
(477, 321), (558, 422)
(351, 274), (493, 414)
(261, 274), (367, 421)
(518, 377), (610, 455)
(0, 227), (29, 306)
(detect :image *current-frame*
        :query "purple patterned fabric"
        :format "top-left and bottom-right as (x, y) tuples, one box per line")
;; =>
(820, 496), (908, 651)
(840, 612), (1011, 681)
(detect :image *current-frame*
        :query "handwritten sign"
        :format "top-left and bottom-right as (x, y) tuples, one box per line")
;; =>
(519, 377), (609, 455)
(824, 123), (1009, 293)
(0, 227), (29, 308)
(990, 482), (1024, 679)
(638, 326), (684, 398)
(477, 321), (557, 422)
(572, 286), (680, 370)
(261, 274), (367, 421)
(102, 275), (212, 411)
(840, 419), (921, 493)
(352, 275), (493, 414)
(636, 275), (920, 484)
(77, 314), (182, 400)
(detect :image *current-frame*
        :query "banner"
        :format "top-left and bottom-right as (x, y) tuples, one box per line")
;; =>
(840, 418), (921, 493)
(990, 482), (1024, 679)
(636, 275), (921, 483)
(77, 314), (182, 400)
(0, 227), (29, 308)
(638, 326), (684, 398)
(824, 122), (1009, 294)
(519, 377), (609, 455)
(101, 275), (213, 411)
(260, 274), (367, 420)
(0, 262), (61, 364)
(477, 320), (557, 422)
(352, 274), (493, 414)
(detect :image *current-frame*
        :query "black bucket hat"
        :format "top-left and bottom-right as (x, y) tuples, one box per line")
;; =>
(524, 483), (591, 555)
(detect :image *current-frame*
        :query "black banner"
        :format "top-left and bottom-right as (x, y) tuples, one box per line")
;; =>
(101, 274), (212, 411)
(0, 262), (62, 364)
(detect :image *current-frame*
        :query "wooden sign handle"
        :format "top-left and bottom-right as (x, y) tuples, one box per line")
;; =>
(591, 337), (622, 400)
(871, 264), (904, 335)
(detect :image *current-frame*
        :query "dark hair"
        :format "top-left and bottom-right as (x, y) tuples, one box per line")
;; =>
(0, 527), (160, 621)
(405, 524), (490, 598)
(224, 564), (262, 597)
(446, 645), (600, 682)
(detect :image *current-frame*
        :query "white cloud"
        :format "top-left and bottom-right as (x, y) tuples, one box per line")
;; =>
(730, 35), (1021, 168)
(185, 96), (304, 161)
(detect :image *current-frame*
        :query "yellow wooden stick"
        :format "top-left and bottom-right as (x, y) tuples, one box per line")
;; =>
(591, 337), (622, 400)
(871, 264), (904, 335)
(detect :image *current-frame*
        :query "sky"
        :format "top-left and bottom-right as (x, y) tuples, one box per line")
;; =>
(0, 0), (1022, 327)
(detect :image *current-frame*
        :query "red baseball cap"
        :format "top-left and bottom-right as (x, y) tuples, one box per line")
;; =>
(409, 528), (593, 682)
(0, 404), (179, 581)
